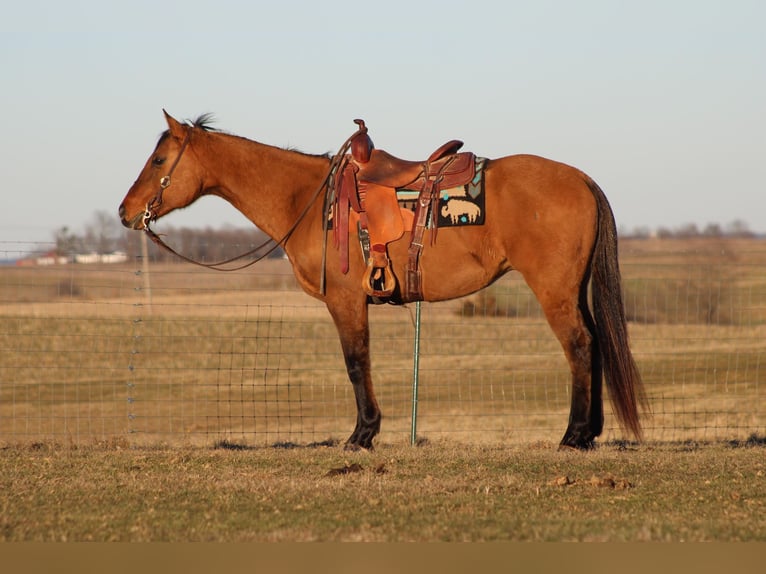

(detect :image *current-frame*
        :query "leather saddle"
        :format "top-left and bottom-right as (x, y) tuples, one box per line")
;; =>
(333, 119), (476, 301)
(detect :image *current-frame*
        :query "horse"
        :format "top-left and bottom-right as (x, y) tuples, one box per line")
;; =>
(119, 111), (648, 450)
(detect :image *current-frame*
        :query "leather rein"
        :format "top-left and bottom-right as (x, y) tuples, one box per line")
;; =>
(141, 124), (365, 275)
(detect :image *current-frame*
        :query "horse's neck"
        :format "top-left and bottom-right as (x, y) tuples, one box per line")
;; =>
(202, 134), (329, 240)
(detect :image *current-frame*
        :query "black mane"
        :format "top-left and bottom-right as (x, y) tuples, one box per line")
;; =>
(156, 113), (217, 146)
(189, 113), (217, 131)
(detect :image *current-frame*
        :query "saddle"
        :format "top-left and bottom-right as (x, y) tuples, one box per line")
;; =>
(333, 119), (476, 301)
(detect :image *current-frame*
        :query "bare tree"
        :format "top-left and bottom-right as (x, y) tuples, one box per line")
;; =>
(82, 210), (123, 253)
(53, 226), (80, 256)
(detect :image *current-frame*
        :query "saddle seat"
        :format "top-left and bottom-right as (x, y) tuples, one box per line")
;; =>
(355, 141), (465, 189)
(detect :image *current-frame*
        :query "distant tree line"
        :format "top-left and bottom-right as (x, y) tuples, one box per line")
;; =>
(52, 210), (284, 262)
(620, 220), (756, 239)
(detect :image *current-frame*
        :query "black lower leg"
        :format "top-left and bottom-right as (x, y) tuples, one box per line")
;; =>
(344, 357), (381, 450)
(559, 422), (597, 450)
(346, 407), (381, 450)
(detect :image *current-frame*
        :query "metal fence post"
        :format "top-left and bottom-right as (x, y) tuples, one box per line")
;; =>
(410, 301), (422, 445)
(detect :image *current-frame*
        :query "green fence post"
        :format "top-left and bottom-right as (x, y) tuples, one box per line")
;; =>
(410, 301), (422, 446)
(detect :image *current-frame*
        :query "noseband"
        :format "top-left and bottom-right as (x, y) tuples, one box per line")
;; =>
(142, 131), (192, 228)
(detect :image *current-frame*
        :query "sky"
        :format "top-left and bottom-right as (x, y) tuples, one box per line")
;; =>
(1, 0), (764, 250)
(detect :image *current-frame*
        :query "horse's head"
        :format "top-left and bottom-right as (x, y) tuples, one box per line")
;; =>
(119, 111), (205, 230)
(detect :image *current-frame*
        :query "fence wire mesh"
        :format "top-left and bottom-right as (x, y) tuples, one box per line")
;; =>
(1, 238), (763, 447)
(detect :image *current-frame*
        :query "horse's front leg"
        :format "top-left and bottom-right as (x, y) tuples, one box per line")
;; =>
(326, 296), (380, 450)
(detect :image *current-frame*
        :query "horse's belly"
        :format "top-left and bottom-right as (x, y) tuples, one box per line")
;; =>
(388, 228), (511, 303)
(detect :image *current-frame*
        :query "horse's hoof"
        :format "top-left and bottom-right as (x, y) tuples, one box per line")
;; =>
(558, 433), (597, 451)
(343, 441), (373, 452)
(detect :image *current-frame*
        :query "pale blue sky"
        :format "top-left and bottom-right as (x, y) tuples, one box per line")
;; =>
(1, 0), (764, 246)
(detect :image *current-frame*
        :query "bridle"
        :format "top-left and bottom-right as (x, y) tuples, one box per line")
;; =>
(142, 130), (191, 229)
(140, 122), (366, 279)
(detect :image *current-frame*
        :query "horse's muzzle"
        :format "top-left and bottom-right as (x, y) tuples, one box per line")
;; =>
(118, 204), (145, 230)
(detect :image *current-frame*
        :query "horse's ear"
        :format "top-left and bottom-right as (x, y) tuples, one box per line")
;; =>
(163, 110), (187, 140)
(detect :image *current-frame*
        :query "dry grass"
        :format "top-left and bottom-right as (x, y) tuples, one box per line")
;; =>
(1, 439), (764, 542)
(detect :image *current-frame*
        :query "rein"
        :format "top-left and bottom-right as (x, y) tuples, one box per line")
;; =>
(141, 123), (366, 275)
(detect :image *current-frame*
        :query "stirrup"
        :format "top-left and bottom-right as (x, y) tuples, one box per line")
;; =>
(361, 245), (396, 298)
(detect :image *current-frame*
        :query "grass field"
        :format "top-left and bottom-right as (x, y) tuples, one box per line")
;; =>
(1, 439), (764, 542)
(1, 237), (765, 541)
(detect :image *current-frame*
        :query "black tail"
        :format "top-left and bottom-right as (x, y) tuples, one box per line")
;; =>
(587, 178), (649, 440)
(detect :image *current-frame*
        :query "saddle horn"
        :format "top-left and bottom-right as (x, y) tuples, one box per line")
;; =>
(351, 119), (374, 163)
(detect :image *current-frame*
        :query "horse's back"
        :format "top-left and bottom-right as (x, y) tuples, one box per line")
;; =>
(485, 153), (597, 208)
(486, 153), (598, 233)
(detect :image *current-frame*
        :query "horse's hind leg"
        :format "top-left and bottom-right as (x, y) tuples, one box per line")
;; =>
(548, 299), (601, 449)
(526, 275), (603, 450)
(326, 297), (381, 450)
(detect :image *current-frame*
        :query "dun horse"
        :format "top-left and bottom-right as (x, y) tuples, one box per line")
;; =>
(119, 112), (648, 450)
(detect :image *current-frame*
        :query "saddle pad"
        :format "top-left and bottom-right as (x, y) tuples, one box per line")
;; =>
(396, 157), (487, 228)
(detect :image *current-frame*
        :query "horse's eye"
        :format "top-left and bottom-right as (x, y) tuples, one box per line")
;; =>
(152, 156), (166, 166)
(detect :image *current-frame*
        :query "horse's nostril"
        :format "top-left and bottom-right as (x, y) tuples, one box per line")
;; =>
(118, 204), (125, 219)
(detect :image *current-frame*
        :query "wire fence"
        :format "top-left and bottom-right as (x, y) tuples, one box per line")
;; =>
(1, 237), (764, 447)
